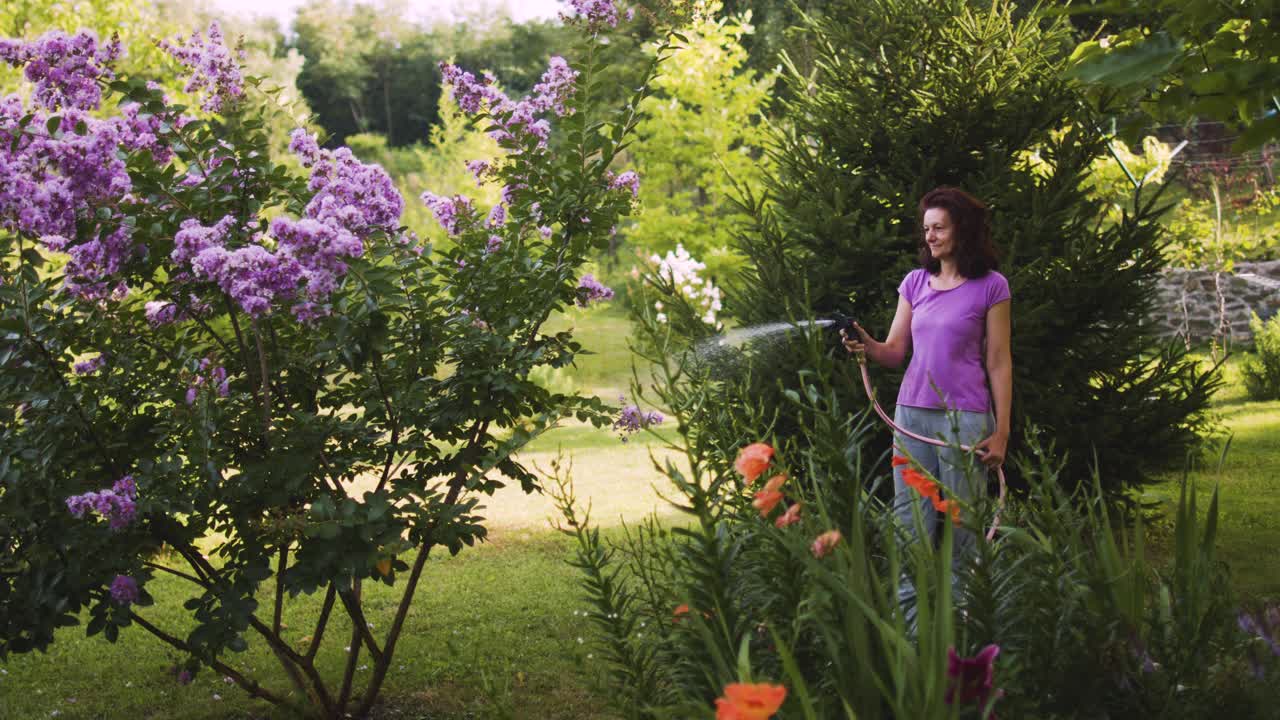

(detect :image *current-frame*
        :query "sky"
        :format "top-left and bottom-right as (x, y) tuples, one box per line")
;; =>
(206, 0), (566, 31)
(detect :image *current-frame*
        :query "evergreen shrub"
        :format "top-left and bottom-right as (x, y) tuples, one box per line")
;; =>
(720, 0), (1222, 498)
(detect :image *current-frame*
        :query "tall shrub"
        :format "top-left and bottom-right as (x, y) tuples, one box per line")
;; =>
(724, 0), (1221, 496)
(0, 4), (667, 717)
(624, 0), (776, 278)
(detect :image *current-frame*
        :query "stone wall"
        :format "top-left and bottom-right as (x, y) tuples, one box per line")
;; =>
(1151, 260), (1280, 344)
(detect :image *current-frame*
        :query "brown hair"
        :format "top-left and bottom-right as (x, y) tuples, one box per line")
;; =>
(917, 187), (999, 277)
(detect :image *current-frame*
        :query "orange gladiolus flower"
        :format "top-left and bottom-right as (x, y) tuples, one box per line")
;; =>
(762, 474), (786, 494)
(891, 454), (911, 467)
(673, 604), (690, 621)
(903, 467), (963, 523)
(714, 682), (787, 720)
(811, 530), (842, 558)
(936, 499), (962, 526)
(775, 503), (802, 528)
(753, 489), (784, 517)
(734, 443), (774, 483)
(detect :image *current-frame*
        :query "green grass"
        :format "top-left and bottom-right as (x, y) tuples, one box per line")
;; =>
(1146, 354), (1280, 600)
(0, 533), (619, 720)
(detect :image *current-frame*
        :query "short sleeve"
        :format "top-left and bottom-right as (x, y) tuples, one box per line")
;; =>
(985, 271), (1011, 309)
(898, 269), (922, 306)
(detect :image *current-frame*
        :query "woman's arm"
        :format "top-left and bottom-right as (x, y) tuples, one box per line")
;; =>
(842, 295), (913, 369)
(975, 299), (1012, 467)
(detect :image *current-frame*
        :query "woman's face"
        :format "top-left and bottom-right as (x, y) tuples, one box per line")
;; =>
(922, 207), (955, 261)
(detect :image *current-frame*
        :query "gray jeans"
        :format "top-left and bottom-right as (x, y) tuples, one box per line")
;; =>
(892, 404), (993, 623)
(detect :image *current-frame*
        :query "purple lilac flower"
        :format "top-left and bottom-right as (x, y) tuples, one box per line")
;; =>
(485, 235), (503, 254)
(291, 302), (329, 323)
(576, 274), (614, 307)
(439, 63), (508, 114)
(289, 128), (322, 167)
(190, 243), (304, 316)
(186, 359), (230, 403)
(945, 644), (1002, 707)
(117, 102), (179, 164)
(0, 30), (122, 111)
(160, 22), (245, 113)
(439, 58), (577, 150)
(109, 575), (139, 605)
(613, 404), (663, 440)
(487, 202), (506, 228)
(465, 159), (489, 185)
(66, 474), (137, 530)
(530, 56), (579, 116)
(73, 354), (106, 375)
(608, 170), (640, 197)
(300, 144), (403, 235)
(538, 225), (553, 239)
(562, 0), (623, 30)
(420, 192), (475, 236)
(144, 301), (179, 326)
(172, 215), (238, 265)
(0, 97), (145, 297)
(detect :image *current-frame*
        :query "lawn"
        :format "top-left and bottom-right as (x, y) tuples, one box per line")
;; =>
(1146, 353), (1280, 600)
(3, 312), (1278, 719)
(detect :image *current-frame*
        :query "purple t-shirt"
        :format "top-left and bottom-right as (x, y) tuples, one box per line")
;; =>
(896, 268), (1010, 413)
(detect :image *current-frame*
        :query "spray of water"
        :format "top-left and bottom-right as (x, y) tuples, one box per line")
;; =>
(693, 319), (837, 362)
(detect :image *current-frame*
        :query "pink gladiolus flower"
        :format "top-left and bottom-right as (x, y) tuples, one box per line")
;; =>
(946, 644), (1002, 707)
(811, 530), (841, 558)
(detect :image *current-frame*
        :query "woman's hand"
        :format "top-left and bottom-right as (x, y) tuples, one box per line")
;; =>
(974, 430), (1008, 468)
(840, 322), (874, 357)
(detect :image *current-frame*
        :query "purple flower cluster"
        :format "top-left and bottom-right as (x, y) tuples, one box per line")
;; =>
(117, 101), (183, 164)
(576, 273), (615, 307)
(420, 192), (475, 236)
(0, 100), (136, 292)
(185, 358), (229, 404)
(562, 0), (631, 30)
(1239, 606), (1280, 678)
(438, 55), (578, 152)
(110, 575), (139, 605)
(608, 170), (641, 198)
(66, 475), (138, 530)
(465, 159), (490, 185)
(295, 132), (403, 236)
(159, 22), (244, 113)
(485, 235), (503, 254)
(73, 354), (107, 375)
(530, 56), (579, 117)
(0, 30), (122, 111)
(614, 403), (663, 440)
(487, 202), (507, 228)
(168, 134), (401, 319)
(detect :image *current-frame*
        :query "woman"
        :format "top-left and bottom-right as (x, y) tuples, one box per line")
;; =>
(842, 186), (1012, 556)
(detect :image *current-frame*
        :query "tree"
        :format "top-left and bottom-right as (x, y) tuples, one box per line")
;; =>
(624, 0), (776, 278)
(724, 0), (1221, 497)
(0, 4), (668, 716)
(1063, 0), (1280, 149)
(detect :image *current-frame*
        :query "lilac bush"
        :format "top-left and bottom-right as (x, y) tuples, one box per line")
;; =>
(0, 4), (666, 717)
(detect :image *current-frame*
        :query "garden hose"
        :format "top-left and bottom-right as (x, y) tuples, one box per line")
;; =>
(855, 352), (1007, 540)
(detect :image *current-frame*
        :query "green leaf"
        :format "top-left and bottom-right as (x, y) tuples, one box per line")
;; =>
(1065, 32), (1183, 88)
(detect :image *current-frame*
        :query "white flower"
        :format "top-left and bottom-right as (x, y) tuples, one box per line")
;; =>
(655, 312), (667, 323)
(212, 694), (222, 701)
